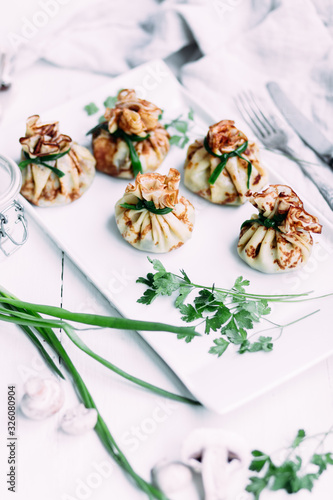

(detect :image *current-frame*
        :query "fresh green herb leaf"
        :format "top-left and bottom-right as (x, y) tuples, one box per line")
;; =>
(208, 338), (230, 357)
(175, 286), (193, 308)
(180, 136), (190, 149)
(137, 289), (158, 305)
(180, 269), (191, 284)
(239, 336), (273, 354)
(177, 331), (196, 343)
(179, 304), (202, 323)
(233, 276), (250, 293)
(103, 96), (118, 108)
(292, 429), (306, 449)
(84, 102), (99, 115)
(174, 120), (188, 134)
(246, 476), (269, 499)
(136, 273), (155, 288)
(311, 453), (333, 473)
(169, 135), (182, 146)
(246, 428), (333, 499)
(249, 451), (271, 473)
(164, 110), (194, 149)
(205, 307), (231, 334)
(137, 259), (323, 358)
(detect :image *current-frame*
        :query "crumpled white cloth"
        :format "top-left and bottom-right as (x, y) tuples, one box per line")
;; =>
(180, 0), (333, 222)
(7, 0), (333, 221)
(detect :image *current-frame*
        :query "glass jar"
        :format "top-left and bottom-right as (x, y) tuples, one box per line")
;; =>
(0, 154), (28, 257)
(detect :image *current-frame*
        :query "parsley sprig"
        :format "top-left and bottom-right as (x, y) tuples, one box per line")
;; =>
(136, 258), (326, 355)
(18, 149), (70, 178)
(247, 428), (333, 498)
(120, 199), (173, 215)
(84, 91), (123, 122)
(204, 136), (252, 187)
(164, 108), (194, 148)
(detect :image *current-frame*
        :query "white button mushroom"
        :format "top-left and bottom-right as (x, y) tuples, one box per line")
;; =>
(182, 428), (251, 500)
(151, 461), (202, 500)
(20, 377), (64, 420)
(60, 404), (98, 435)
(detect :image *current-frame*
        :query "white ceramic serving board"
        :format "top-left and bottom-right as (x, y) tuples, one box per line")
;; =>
(3, 60), (333, 414)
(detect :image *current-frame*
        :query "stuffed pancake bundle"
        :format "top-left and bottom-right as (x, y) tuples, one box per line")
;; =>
(115, 168), (195, 253)
(237, 185), (322, 273)
(91, 89), (170, 179)
(19, 115), (96, 207)
(184, 119), (268, 205)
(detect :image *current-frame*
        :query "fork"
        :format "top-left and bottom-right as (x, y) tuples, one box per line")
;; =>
(235, 90), (333, 210)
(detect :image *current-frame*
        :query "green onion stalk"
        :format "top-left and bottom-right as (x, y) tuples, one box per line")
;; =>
(241, 212), (287, 233)
(0, 288), (202, 499)
(204, 137), (252, 187)
(120, 199), (174, 215)
(86, 122), (150, 177)
(18, 149), (71, 178)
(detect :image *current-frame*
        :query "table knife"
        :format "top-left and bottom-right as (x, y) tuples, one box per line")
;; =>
(267, 81), (333, 168)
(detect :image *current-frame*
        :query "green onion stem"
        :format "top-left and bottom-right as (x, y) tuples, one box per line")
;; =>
(63, 324), (199, 405)
(0, 303), (199, 404)
(0, 289), (169, 499)
(0, 298), (200, 337)
(0, 298), (64, 379)
(204, 136), (252, 186)
(120, 200), (174, 215)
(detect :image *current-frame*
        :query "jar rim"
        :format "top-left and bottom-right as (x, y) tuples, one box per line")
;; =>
(0, 154), (22, 210)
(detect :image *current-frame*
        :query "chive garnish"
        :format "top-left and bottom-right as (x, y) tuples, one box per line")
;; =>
(18, 149), (71, 178)
(241, 213), (287, 232)
(120, 199), (173, 215)
(204, 136), (252, 187)
(87, 123), (150, 178)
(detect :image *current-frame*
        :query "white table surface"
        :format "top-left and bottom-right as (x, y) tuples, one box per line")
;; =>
(0, 61), (333, 500)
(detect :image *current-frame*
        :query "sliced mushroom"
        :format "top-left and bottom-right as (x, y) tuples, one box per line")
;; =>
(20, 377), (64, 420)
(60, 404), (98, 435)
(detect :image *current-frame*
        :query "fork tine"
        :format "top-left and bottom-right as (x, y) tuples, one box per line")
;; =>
(242, 90), (274, 137)
(234, 92), (266, 139)
(248, 91), (277, 133)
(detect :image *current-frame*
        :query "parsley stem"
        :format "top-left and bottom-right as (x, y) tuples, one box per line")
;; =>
(185, 282), (313, 301)
(247, 310), (321, 342)
(309, 425), (333, 457)
(273, 309), (320, 329)
(164, 114), (183, 130)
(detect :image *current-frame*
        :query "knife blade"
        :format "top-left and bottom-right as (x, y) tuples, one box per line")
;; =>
(267, 81), (333, 167)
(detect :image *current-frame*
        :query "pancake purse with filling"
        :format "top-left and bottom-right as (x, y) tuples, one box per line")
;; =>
(19, 115), (96, 207)
(237, 185), (322, 273)
(115, 168), (195, 253)
(91, 89), (170, 179)
(184, 119), (268, 205)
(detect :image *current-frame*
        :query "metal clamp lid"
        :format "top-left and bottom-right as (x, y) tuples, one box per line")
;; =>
(0, 201), (28, 256)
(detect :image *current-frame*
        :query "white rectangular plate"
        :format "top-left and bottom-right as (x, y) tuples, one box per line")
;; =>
(3, 60), (333, 414)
